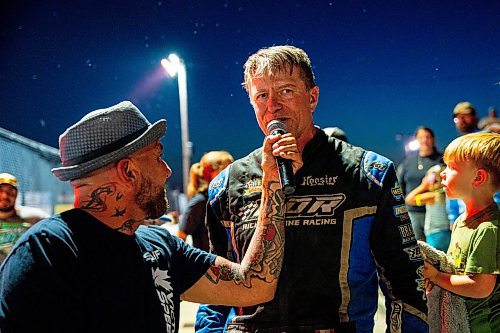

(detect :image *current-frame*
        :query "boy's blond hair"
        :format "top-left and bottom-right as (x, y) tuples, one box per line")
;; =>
(443, 132), (500, 187)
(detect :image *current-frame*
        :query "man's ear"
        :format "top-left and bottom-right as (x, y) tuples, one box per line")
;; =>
(309, 86), (319, 111)
(116, 158), (137, 182)
(473, 168), (488, 188)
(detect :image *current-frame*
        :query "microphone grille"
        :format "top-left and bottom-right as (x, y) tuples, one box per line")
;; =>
(267, 120), (287, 134)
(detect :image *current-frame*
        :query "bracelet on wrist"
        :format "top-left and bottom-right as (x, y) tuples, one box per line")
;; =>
(415, 194), (422, 207)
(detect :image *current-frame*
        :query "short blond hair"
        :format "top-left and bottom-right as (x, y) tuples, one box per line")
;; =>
(242, 45), (316, 93)
(443, 132), (500, 187)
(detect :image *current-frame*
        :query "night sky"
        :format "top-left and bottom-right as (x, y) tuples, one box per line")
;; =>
(1, 1), (499, 190)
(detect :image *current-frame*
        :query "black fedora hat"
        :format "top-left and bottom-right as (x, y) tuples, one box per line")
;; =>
(52, 101), (166, 181)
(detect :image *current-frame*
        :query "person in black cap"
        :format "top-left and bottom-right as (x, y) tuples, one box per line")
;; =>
(0, 101), (300, 332)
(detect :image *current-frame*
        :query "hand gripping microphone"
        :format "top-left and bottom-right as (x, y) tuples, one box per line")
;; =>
(267, 120), (296, 195)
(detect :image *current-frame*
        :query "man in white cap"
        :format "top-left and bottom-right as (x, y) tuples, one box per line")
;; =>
(0, 173), (46, 262)
(0, 101), (301, 332)
(452, 101), (479, 135)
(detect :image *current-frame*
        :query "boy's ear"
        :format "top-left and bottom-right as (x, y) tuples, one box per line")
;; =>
(473, 168), (488, 188)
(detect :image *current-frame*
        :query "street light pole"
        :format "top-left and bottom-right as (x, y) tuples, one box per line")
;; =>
(161, 54), (192, 195)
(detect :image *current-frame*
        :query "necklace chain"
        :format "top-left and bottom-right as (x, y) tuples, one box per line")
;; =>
(417, 155), (424, 170)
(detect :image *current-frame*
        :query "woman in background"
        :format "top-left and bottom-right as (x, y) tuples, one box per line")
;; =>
(405, 164), (451, 251)
(179, 151), (233, 251)
(397, 126), (443, 241)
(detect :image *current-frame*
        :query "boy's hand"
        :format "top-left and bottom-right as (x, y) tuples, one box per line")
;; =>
(423, 261), (439, 292)
(423, 261), (439, 281)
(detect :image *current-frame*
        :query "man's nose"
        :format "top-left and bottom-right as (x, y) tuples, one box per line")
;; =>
(163, 161), (172, 180)
(267, 93), (281, 113)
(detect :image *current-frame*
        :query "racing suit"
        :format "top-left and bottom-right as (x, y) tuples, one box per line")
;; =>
(196, 129), (428, 332)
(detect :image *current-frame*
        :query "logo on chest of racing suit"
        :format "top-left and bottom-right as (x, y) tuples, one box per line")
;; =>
(299, 174), (338, 187)
(237, 194), (346, 229)
(244, 177), (262, 195)
(286, 194), (346, 226)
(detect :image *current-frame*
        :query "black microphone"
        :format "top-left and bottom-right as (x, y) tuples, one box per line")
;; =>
(267, 120), (296, 195)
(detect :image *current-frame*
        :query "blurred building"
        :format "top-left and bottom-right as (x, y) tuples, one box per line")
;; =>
(0, 127), (73, 214)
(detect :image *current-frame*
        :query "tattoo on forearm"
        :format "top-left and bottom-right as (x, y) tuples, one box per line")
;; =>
(81, 184), (116, 212)
(206, 179), (285, 287)
(264, 180), (285, 221)
(250, 180), (285, 281)
(204, 264), (236, 284)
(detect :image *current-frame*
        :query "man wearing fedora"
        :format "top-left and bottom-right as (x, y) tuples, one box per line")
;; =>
(0, 101), (299, 332)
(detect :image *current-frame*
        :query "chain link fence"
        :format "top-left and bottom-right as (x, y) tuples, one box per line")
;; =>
(0, 127), (73, 214)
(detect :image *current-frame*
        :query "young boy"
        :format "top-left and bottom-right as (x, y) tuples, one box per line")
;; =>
(423, 132), (500, 332)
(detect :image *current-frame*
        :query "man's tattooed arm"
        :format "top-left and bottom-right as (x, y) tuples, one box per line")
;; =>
(204, 178), (285, 287)
(181, 131), (298, 306)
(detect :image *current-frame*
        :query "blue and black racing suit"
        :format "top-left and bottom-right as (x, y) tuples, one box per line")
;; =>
(196, 129), (428, 333)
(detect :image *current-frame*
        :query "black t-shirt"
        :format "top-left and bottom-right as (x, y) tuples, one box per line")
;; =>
(0, 208), (215, 333)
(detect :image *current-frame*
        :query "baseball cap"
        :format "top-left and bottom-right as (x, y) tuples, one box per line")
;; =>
(453, 101), (476, 118)
(0, 173), (18, 188)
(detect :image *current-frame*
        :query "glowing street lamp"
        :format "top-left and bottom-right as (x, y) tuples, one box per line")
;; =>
(161, 54), (192, 195)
